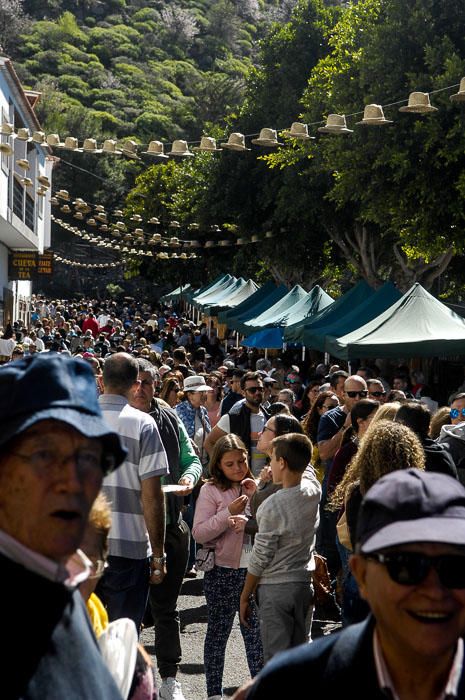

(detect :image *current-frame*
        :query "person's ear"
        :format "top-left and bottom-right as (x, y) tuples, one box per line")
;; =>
(349, 553), (369, 601)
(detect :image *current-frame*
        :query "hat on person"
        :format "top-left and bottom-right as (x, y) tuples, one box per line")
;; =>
(183, 375), (214, 392)
(0, 353), (126, 472)
(263, 376), (278, 385)
(159, 364), (172, 377)
(356, 469), (465, 554)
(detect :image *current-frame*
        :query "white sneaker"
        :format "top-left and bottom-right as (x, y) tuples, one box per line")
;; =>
(207, 696), (223, 700)
(159, 677), (187, 700)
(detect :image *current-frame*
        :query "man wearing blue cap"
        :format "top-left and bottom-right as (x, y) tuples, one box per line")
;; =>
(0, 353), (126, 699)
(234, 469), (465, 700)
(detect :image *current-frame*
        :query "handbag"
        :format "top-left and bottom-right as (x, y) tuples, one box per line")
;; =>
(194, 547), (215, 572)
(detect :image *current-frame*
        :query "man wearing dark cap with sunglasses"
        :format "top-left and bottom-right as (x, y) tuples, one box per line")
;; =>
(235, 469), (465, 700)
(0, 353), (126, 699)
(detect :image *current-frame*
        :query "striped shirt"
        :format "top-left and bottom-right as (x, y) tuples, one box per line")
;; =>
(99, 394), (169, 559)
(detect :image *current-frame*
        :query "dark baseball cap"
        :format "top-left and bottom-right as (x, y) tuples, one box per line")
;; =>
(0, 353), (126, 473)
(356, 469), (465, 554)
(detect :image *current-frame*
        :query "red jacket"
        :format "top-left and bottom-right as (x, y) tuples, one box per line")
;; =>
(82, 317), (99, 338)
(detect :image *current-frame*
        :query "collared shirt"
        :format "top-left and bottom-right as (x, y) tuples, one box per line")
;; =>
(373, 628), (463, 699)
(99, 393), (169, 559)
(0, 529), (90, 588)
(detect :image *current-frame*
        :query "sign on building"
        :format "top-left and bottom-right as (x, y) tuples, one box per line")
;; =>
(8, 251), (53, 280)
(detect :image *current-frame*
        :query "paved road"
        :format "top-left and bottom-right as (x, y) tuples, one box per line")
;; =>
(140, 572), (342, 700)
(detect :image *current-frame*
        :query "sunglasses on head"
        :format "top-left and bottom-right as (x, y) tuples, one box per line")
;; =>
(346, 390), (368, 398)
(369, 391), (386, 397)
(365, 551), (465, 589)
(246, 386), (263, 394)
(450, 408), (465, 419)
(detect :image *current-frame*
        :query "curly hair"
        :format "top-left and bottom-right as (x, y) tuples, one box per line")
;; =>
(328, 419), (425, 511)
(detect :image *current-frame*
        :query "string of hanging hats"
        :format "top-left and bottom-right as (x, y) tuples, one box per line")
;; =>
(2, 80), (463, 164)
(53, 254), (123, 270)
(50, 190), (277, 250)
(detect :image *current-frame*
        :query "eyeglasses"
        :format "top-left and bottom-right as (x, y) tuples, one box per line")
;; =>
(346, 390), (368, 398)
(262, 426), (276, 434)
(12, 447), (110, 475)
(246, 387), (264, 394)
(450, 408), (465, 419)
(369, 391), (386, 397)
(365, 551), (465, 589)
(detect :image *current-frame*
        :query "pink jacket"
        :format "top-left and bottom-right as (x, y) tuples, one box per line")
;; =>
(192, 482), (245, 569)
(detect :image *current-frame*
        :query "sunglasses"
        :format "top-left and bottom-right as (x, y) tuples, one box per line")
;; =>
(366, 551), (465, 589)
(369, 391), (386, 397)
(346, 390), (368, 398)
(246, 386), (264, 394)
(450, 408), (465, 419)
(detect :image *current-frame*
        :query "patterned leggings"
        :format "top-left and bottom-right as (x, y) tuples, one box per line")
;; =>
(203, 566), (263, 697)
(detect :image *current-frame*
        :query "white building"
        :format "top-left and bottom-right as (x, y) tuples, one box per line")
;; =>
(0, 57), (53, 327)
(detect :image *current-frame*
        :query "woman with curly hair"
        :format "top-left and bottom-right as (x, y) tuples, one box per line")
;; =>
(329, 419), (425, 626)
(301, 391), (339, 482)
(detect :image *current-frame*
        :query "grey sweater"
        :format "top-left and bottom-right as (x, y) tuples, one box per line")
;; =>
(248, 467), (321, 584)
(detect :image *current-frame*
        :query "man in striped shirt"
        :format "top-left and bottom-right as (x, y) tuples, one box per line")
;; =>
(97, 352), (169, 633)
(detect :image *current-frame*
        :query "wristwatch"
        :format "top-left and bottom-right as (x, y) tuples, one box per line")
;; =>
(151, 554), (166, 565)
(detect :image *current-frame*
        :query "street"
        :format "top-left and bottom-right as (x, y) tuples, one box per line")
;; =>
(140, 572), (342, 700)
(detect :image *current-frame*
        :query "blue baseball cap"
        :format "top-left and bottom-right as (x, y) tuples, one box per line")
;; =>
(357, 469), (465, 553)
(0, 353), (126, 472)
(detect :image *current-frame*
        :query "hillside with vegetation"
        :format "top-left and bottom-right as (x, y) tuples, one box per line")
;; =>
(6, 0), (300, 142)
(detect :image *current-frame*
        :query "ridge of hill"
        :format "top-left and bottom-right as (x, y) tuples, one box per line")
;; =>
(8, 0), (299, 143)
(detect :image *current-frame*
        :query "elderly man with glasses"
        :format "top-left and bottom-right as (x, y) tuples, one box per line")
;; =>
(0, 353), (126, 698)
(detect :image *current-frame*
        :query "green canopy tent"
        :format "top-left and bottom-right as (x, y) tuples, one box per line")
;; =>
(198, 278), (247, 313)
(204, 279), (259, 317)
(159, 284), (192, 304)
(302, 282), (402, 352)
(282, 286), (334, 329)
(191, 275), (236, 309)
(218, 281), (280, 325)
(327, 283), (465, 360)
(243, 285), (308, 335)
(284, 280), (374, 344)
(227, 285), (289, 334)
(190, 274), (232, 303)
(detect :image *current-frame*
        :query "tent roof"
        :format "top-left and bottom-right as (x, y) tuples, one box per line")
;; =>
(284, 285), (334, 327)
(242, 327), (284, 349)
(243, 285), (307, 332)
(284, 280), (374, 343)
(206, 280), (259, 316)
(192, 275), (236, 307)
(228, 285), (289, 334)
(327, 283), (465, 359)
(191, 274), (232, 304)
(200, 278), (247, 311)
(218, 281), (279, 324)
(303, 282), (402, 352)
(159, 284), (192, 303)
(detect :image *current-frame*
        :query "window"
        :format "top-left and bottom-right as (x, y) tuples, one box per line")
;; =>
(25, 192), (34, 231)
(13, 177), (23, 219)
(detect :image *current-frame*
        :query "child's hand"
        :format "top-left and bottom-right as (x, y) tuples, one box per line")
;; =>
(228, 495), (248, 515)
(240, 478), (257, 497)
(228, 514), (248, 533)
(258, 466), (273, 484)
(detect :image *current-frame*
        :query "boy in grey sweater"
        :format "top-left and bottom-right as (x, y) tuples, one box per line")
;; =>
(239, 433), (321, 662)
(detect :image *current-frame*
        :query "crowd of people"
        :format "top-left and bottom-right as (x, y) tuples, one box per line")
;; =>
(3, 294), (465, 700)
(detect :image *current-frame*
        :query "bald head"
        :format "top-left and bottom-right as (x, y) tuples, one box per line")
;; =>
(102, 352), (139, 396)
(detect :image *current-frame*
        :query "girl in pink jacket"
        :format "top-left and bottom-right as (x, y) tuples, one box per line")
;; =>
(193, 434), (263, 700)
